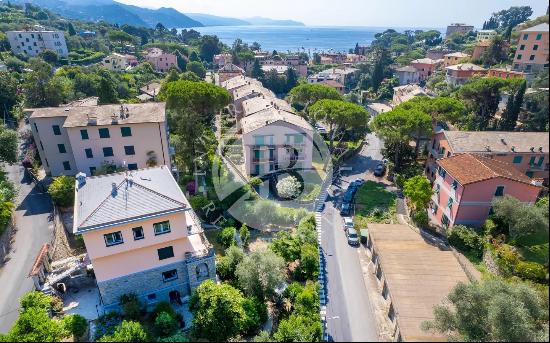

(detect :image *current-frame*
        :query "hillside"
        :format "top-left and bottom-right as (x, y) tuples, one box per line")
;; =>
(244, 17), (305, 26)
(185, 13), (250, 27)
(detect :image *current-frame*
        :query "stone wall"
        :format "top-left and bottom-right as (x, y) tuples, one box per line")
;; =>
(185, 253), (216, 292)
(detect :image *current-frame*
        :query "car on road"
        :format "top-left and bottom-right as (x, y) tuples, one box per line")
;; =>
(353, 178), (365, 186)
(340, 202), (352, 216)
(374, 163), (386, 177)
(346, 227), (360, 245)
(342, 189), (354, 204)
(343, 217), (354, 231)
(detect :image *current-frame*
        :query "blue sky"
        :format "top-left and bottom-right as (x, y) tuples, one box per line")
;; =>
(117, 0), (548, 27)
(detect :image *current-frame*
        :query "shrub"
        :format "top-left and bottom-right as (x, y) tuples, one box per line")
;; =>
(119, 293), (141, 320)
(242, 297), (262, 334)
(276, 176), (302, 199)
(50, 295), (64, 314)
(412, 210), (429, 228)
(48, 176), (75, 207)
(239, 224), (250, 248)
(217, 246), (245, 280)
(218, 227), (237, 249)
(154, 312), (179, 337)
(99, 320), (148, 342)
(153, 302), (176, 320)
(515, 261), (548, 282)
(20, 291), (52, 312)
(94, 312), (122, 340)
(156, 332), (189, 342)
(63, 314), (88, 338)
(297, 244), (320, 281)
(448, 225), (484, 258)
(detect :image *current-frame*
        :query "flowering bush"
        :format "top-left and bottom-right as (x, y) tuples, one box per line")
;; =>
(276, 176), (302, 199)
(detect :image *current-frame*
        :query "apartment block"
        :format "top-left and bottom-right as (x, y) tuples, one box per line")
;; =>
(409, 58), (441, 81)
(445, 63), (487, 86)
(443, 52), (470, 67)
(27, 102), (171, 177)
(512, 23), (549, 73)
(476, 29), (497, 42)
(446, 23), (474, 36)
(7, 29), (68, 57)
(101, 53), (137, 72)
(73, 167), (215, 310)
(144, 48), (177, 72)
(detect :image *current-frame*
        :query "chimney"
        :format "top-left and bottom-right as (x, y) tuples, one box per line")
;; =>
(76, 172), (86, 189)
(539, 147), (543, 152)
(87, 113), (97, 125)
(111, 182), (118, 197)
(530, 147), (535, 152)
(501, 138), (506, 145)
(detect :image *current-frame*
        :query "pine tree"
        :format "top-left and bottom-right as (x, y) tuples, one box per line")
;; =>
(251, 59), (264, 81)
(285, 67), (298, 93)
(500, 80), (526, 131)
(68, 23), (76, 36)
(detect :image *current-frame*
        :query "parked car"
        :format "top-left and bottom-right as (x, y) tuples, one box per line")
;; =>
(346, 228), (360, 245)
(353, 178), (366, 185)
(374, 164), (386, 177)
(342, 189), (354, 204)
(343, 217), (354, 231)
(340, 202), (351, 216)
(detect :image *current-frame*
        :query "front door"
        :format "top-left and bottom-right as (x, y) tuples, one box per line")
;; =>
(169, 290), (181, 305)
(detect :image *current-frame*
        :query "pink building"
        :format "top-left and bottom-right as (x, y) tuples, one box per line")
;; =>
(73, 167), (215, 310)
(144, 48), (177, 73)
(430, 153), (541, 228)
(410, 58), (441, 81)
(512, 23), (549, 73)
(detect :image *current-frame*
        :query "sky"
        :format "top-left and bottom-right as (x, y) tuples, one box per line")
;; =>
(116, 0), (549, 27)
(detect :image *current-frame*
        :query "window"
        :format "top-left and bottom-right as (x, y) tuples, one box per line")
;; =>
(513, 156), (523, 164)
(533, 44), (539, 51)
(526, 171), (534, 178)
(80, 129), (89, 140)
(147, 294), (157, 301)
(529, 55), (535, 61)
(89, 167), (96, 176)
(158, 246), (175, 260)
(529, 156), (536, 165)
(536, 33), (542, 40)
(517, 54), (523, 60)
(104, 231), (123, 246)
(520, 44), (525, 50)
(132, 227), (144, 240)
(154, 221), (171, 235)
(495, 186), (505, 197)
(254, 135), (265, 145)
(442, 214), (449, 227)
(162, 269), (178, 282)
(537, 156), (545, 167)
(447, 197), (453, 209)
(128, 163), (138, 170)
(103, 147), (114, 157)
(63, 161), (71, 171)
(57, 144), (66, 153)
(52, 125), (61, 135)
(451, 180), (458, 191)
(85, 148), (93, 158)
(120, 127), (132, 137)
(523, 34), (529, 40)
(124, 146), (135, 155)
(295, 134), (304, 144)
(438, 167), (446, 178)
(98, 128), (110, 138)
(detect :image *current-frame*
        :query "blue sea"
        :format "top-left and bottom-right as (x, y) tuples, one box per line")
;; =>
(187, 25), (444, 53)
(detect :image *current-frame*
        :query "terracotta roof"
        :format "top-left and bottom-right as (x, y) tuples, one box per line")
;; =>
(221, 76), (263, 92)
(219, 63), (245, 73)
(320, 80), (344, 88)
(29, 244), (50, 277)
(443, 131), (549, 154)
(437, 153), (537, 186)
(242, 96), (292, 117)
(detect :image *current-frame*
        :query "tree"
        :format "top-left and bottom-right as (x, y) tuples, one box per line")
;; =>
(218, 227), (237, 249)
(524, 90), (549, 131)
(251, 59), (265, 81)
(154, 312), (178, 338)
(217, 245), (245, 280)
(0, 72), (19, 118)
(165, 68), (180, 83)
(67, 22), (76, 36)
(5, 307), (68, 342)
(298, 244), (319, 281)
(399, 96), (467, 129)
(174, 50), (188, 71)
(236, 248), (285, 299)
(97, 70), (118, 104)
(186, 61), (206, 79)
(489, 6), (533, 32)
(239, 224), (250, 248)
(0, 125), (18, 164)
(422, 279), (548, 342)
(99, 321), (148, 342)
(491, 195), (548, 240)
(285, 67), (299, 93)
(24, 58), (53, 107)
(273, 313), (323, 342)
(62, 314), (88, 338)
(38, 49), (58, 65)
(276, 176), (302, 199)
(108, 30), (135, 45)
(403, 175), (433, 211)
(199, 35), (222, 62)
(481, 35), (506, 66)
(458, 77), (507, 130)
(270, 230), (301, 263)
(499, 79), (526, 131)
(189, 51), (200, 62)
(287, 84), (343, 112)
(309, 99), (370, 151)
(48, 176), (75, 207)
(180, 71), (201, 82)
(189, 280), (250, 341)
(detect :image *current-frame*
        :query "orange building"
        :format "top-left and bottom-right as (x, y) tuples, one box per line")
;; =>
(488, 66), (526, 80)
(512, 23), (549, 73)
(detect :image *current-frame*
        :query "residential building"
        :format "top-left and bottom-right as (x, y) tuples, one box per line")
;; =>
(395, 66), (420, 85)
(7, 29), (68, 57)
(512, 23), (549, 73)
(472, 40), (491, 60)
(318, 53), (347, 65)
(213, 53), (233, 68)
(241, 108), (313, 176)
(365, 223), (469, 342)
(346, 54), (367, 64)
(366, 103), (392, 118)
(101, 53), (136, 72)
(409, 58), (441, 81)
(445, 63), (487, 86)
(320, 80), (345, 94)
(443, 52), (470, 67)
(446, 23), (474, 36)
(259, 55), (308, 77)
(426, 48), (452, 60)
(221, 75), (263, 94)
(137, 82), (162, 102)
(27, 103), (171, 177)
(430, 154), (541, 228)
(392, 84), (434, 106)
(426, 131), (549, 184)
(261, 65), (289, 75)
(476, 29), (497, 42)
(308, 67), (360, 92)
(488, 66), (526, 80)
(232, 84), (276, 118)
(218, 63), (245, 84)
(242, 96), (292, 118)
(73, 166), (215, 310)
(144, 48), (177, 73)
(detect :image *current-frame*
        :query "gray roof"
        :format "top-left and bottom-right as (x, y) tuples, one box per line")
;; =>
(520, 23), (549, 32)
(241, 108), (313, 134)
(74, 166), (189, 233)
(396, 66), (418, 73)
(443, 131), (549, 154)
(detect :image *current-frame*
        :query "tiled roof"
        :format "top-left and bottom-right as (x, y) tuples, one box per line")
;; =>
(411, 58), (439, 64)
(221, 76), (262, 92)
(219, 63), (245, 73)
(242, 96), (292, 117)
(443, 131), (549, 153)
(74, 166), (188, 233)
(139, 82), (161, 96)
(232, 84), (275, 102)
(444, 52), (470, 58)
(396, 66), (418, 72)
(520, 23), (549, 32)
(437, 153), (536, 185)
(445, 63), (486, 71)
(320, 80), (344, 88)
(241, 108), (312, 134)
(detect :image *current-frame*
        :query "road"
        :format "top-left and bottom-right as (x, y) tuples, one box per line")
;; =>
(320, 132), (384, 342)
(0, 142), (54, 333)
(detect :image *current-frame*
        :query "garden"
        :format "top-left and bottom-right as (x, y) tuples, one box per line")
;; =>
(353, 181), (397, 229)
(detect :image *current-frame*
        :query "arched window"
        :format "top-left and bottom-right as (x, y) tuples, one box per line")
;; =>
(196, 263), (209, 279)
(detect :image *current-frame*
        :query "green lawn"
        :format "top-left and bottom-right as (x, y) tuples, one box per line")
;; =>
(354, 181), (397, 227)
(516, 229), (549, 265)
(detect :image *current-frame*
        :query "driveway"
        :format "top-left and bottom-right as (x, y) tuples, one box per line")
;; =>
(0, 153), (54, 332)
(320, 132), (384, 341)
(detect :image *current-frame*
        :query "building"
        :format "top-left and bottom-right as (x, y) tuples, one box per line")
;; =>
(426, 48), (452, 60)
(392, 84), (434, 106)
(346, 53), (367, 64)
(426, 130), (549, 184)
(213, 53), (232, 68)
(101, 53), (135, 72)
(446, 23), (474, 36)
(445, 63), (487, 86)
(242, 96), (292, 118)
(27, 103), (171, 177)
(409, 58), (441, 81)
(443, 52), (470, 67)
(512, 23), (549, 73)
(488, 66), (526, 80)
(395, 66), (420, 85)
(472, 41), (491, 60)
(232, 84), (275, 118)
(476, 29), (497, 42)
(365, 223), (470, 341)
(144, 48), (177, 73)
(241, 108), (313, 176)
(320, 80), (345, 94)
(308, 67), (360, 92)
(261, 65), (289, 75)
(318, 53), (347, 65)
(78, 30), (96, 39)
(7, 29), (68, 57)
(140, 82), (162, 98)
(73, 166), (215, 310)
(218, 63), (245, 84)
(431, 154), (541, 228)
(221, 76), (263, 94)
(366, 103), (393, 118)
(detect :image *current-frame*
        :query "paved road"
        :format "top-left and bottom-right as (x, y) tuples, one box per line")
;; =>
(0, 153), (53, 332)
(320, 133), (384, 342)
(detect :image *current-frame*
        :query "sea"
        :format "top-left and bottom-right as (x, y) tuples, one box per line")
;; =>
(185, 25), (444, 54)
